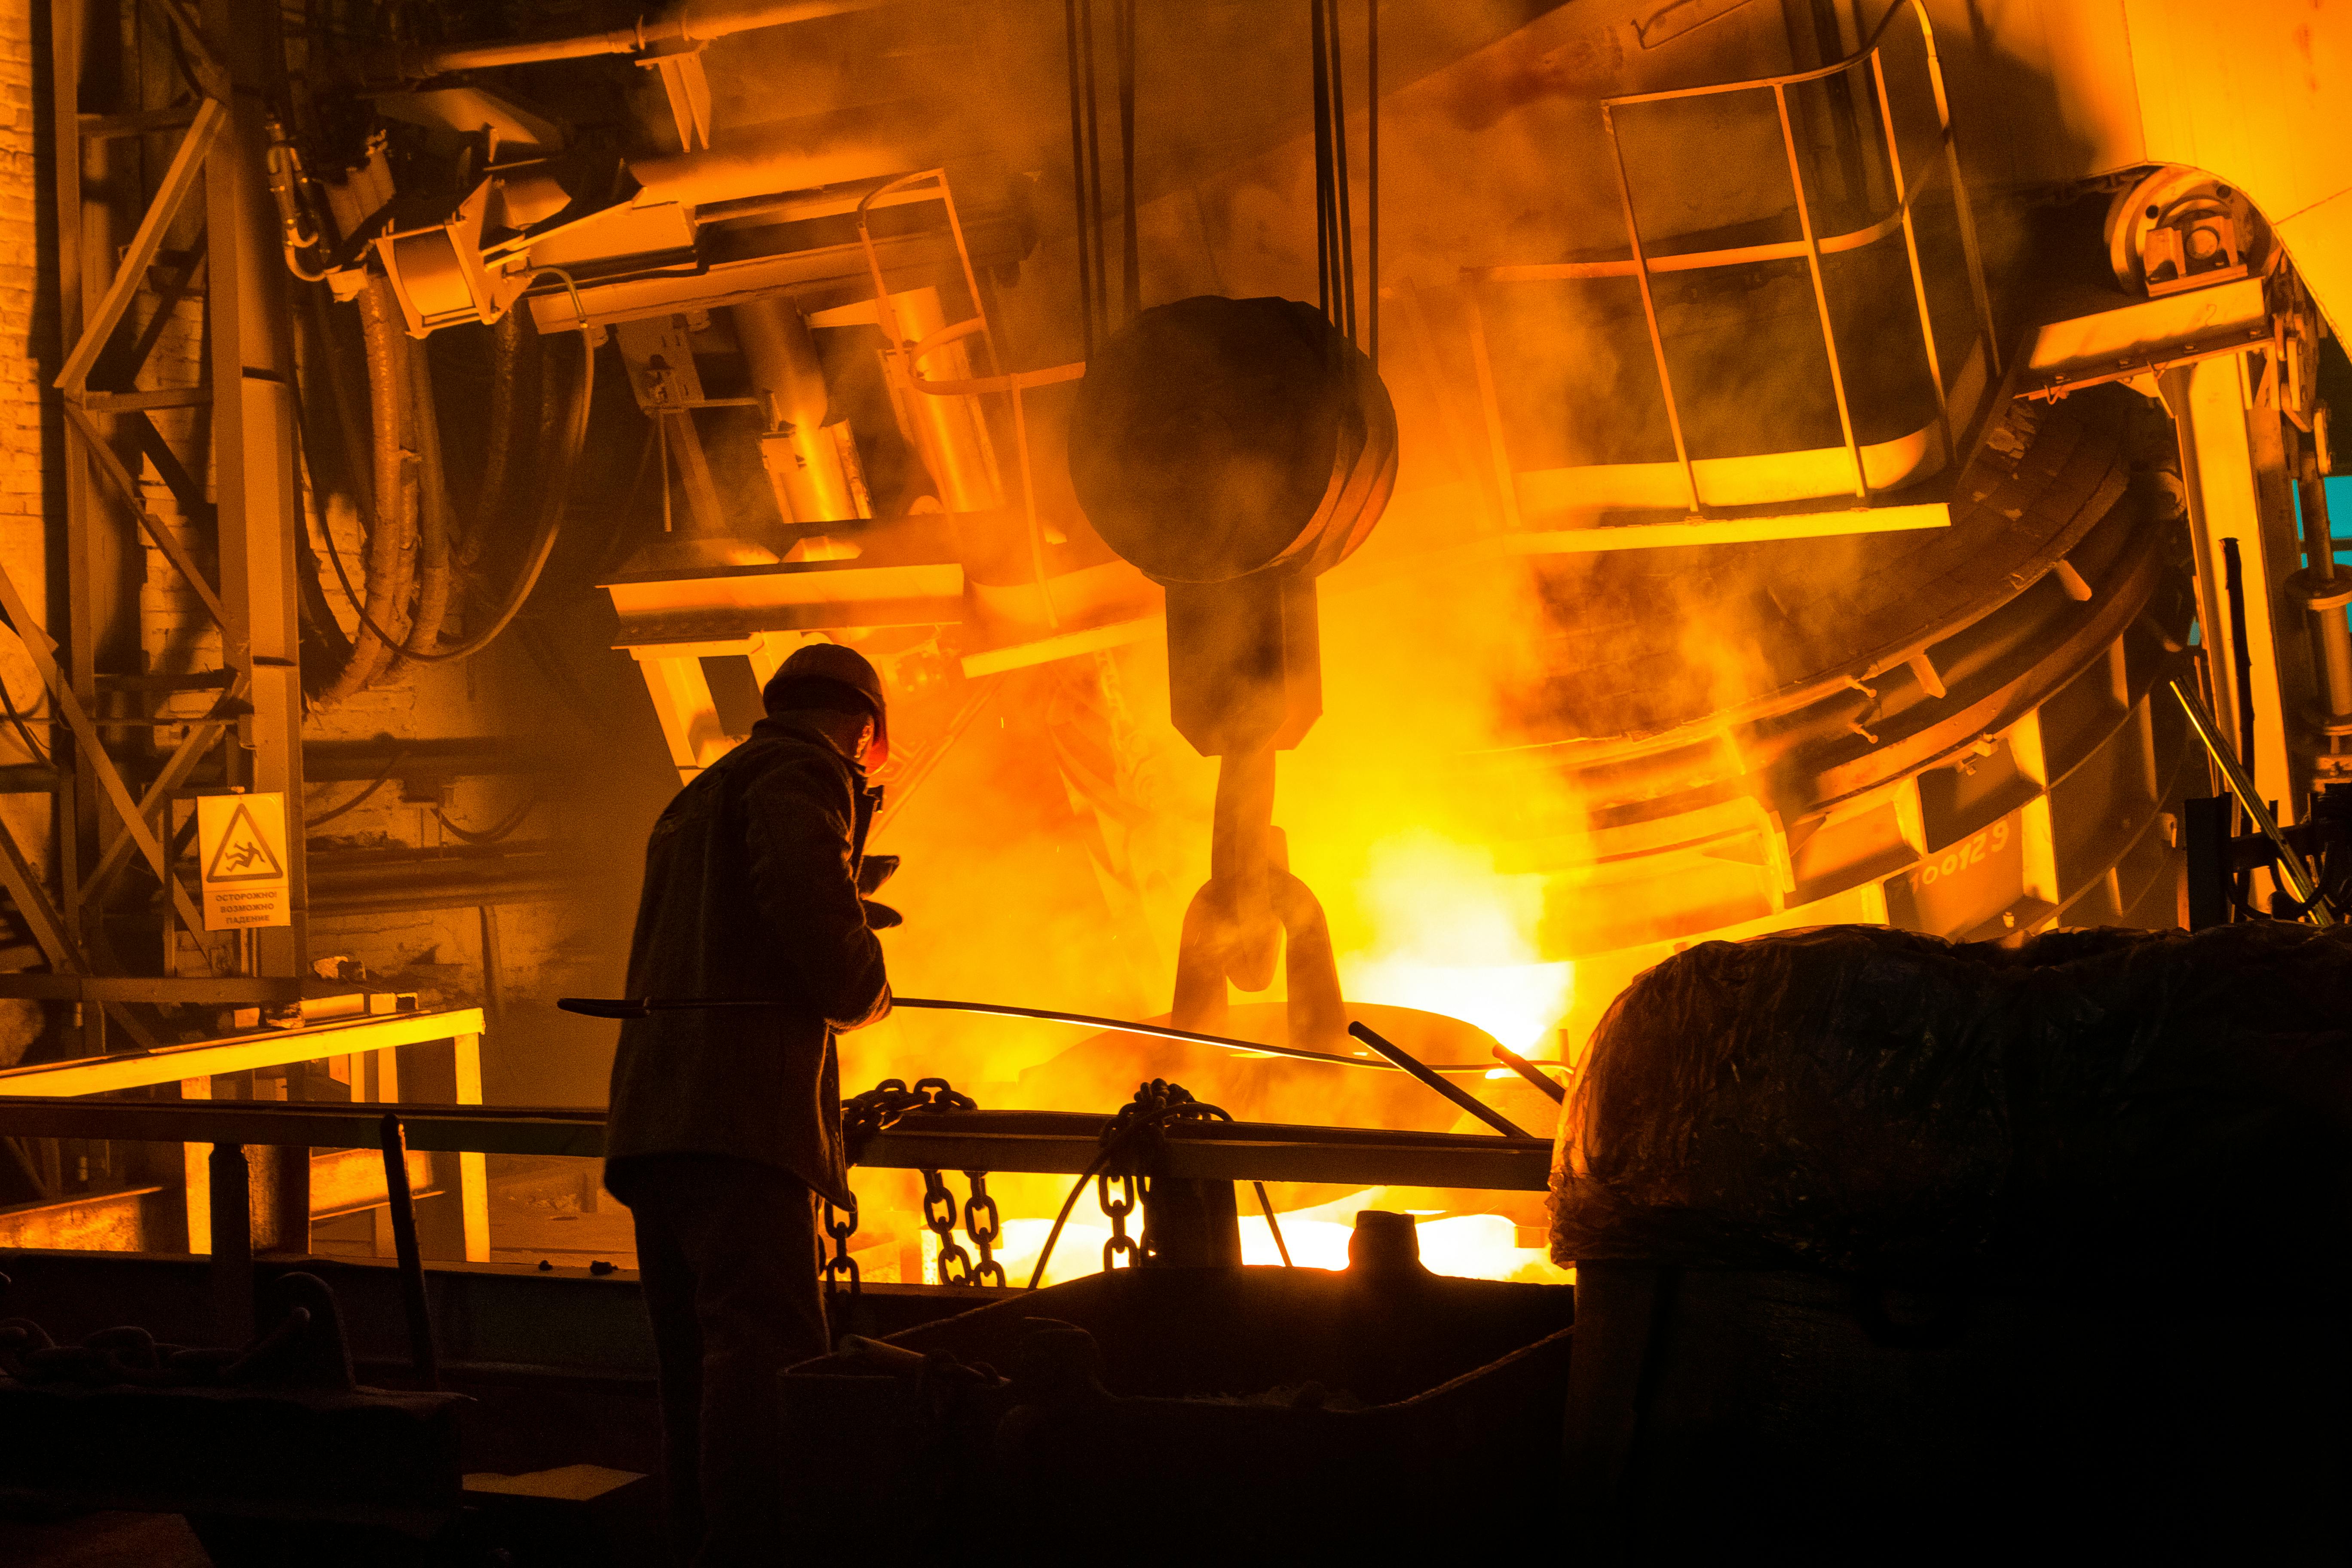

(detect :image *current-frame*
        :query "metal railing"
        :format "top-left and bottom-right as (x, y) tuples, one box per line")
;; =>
(853, 170), (1088, 635)
(1461, 0), (1998, 520)
(0, 1094), (1549, 1384)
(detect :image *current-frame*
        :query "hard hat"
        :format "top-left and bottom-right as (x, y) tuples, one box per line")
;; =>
(763, 643), (889, 768)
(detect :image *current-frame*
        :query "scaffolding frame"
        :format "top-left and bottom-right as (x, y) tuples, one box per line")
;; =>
(0, 0), (309, 1065)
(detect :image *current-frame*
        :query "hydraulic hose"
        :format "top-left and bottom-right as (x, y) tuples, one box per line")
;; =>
(461, 310), (531, 570)
(318, 274), (418, 704)
(393, 331), (455, 673)
(314, 272), (595, 668)
(384, 273), (594, 665)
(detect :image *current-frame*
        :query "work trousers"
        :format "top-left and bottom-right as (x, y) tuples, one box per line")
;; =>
(615, 1153), (830, 1566)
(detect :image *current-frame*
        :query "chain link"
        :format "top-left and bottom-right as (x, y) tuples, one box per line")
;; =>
(843, 1076), (978, 1161)
(1098, 1169), (1142, 1271)
(841, 1075), (986, 1288)
(962, 1170), (1006, 1287)
(819, 1192), (862, 1296)
(922, 1167), (976, 1285)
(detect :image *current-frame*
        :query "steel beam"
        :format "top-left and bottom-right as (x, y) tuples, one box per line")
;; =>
(202, 0), (305, 976)
(0, 1097), (1554, 1191)
(0, 1006), (487, 1096)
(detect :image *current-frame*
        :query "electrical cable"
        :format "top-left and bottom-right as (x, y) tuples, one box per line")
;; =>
(304, 746), (410, 828)
(1254, 1181), (1292, 1266)
(433, 793), (537, 845)
(1027, 1146), (1113, 1289)
(308, 268), (596, 668)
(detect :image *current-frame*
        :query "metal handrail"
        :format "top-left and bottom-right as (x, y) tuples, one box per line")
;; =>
(1465, 0), (1996, 520)
(1607, 0), (1963, 103)
(851, 168), (1081, 631)
(1467, 205), (1914, 284)
(0, 1096), (1552, 1190)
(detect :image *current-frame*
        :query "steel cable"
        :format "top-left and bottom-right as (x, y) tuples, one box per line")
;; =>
(303, 746), (410, 829)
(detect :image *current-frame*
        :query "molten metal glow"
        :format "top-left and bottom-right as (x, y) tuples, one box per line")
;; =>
(989, 1196), (1571, 1288)
(1337, 831), (1573, 1054)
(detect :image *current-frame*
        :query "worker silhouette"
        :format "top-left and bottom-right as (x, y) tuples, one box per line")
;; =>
(604, 641), (895, 1565)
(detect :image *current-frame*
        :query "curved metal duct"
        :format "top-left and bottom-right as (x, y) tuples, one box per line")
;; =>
(1483, 387), (2196, 1016)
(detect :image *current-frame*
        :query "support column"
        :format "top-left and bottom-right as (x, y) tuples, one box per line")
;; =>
(179, 1074), (210, 1252)
(2165, 355), (2315, 824)
(208, 1140), (253, 1338)
(204, 0), (306, 973)
(405, 1031), (490, 1262)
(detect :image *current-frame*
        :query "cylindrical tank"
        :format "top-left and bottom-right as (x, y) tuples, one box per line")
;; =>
(733, 294), (861, 524)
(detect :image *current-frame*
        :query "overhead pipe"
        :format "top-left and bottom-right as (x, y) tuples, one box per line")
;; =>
(628, 100), (943, 211)
(374, 0), (893, 79)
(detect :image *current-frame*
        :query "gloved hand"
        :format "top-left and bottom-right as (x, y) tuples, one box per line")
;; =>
(857, 854), (900, 896)
(861, 899), (903, 930)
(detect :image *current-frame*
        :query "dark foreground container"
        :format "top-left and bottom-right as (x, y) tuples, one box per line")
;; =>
(1556, 923), (2352, 1563)
(781, 1240), (1572, 1556)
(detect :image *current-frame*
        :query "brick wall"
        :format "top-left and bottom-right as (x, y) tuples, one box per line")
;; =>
(0, 0), (44, 1063)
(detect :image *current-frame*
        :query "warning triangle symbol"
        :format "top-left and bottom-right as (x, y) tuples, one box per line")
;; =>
(205, 801), (285, 883)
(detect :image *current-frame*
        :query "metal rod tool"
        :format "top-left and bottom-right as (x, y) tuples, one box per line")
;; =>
(1346, 1021), (1533, 1138)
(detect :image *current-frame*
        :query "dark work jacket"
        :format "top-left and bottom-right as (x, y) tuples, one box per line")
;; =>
(604, 714), (890, 1207)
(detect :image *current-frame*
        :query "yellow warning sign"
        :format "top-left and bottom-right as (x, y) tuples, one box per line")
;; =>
(197, 792), (291, 931)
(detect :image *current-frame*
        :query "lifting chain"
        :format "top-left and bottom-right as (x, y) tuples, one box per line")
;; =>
(1101, 1079), (1228, 1269)
(922, 1167), (976, 1286)
(819, 1193), (861, 1296)
(836, 1075), (983, 1289)
(842, 1076), (977, 1160)
(1098, 1169), (1142, 1271)
(963, 1170), (1007, 1287)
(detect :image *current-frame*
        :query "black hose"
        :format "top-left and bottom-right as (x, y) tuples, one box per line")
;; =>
(1253, 1181), (1292, 1266)
(1026, 1148), (1113, 1289)
(312, 270), (596, 666)
(434, 794), (536, 845)
(304, 746), (409, 829)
